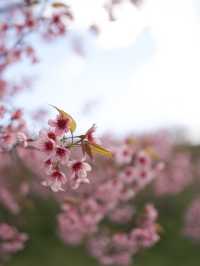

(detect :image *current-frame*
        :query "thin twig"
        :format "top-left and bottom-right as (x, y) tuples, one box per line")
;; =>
(0, 0), (48, 60)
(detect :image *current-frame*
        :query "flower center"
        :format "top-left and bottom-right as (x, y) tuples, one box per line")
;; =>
(48, 132), (56, 140)
(52, 171), (62, 180)
(125, 169), (132, 177)
(45, 159), (52, 166)
(139, 156), (147, 165)
(72, 162), (82, 171)
(140, 171), (147, 178)
(56, 147), (66, 157)
(57, 118), (68, 130)
(123, 150), (129, 157)
(44, 141), (54, 151)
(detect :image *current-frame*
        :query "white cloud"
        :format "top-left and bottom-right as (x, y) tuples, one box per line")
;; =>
(14, 0), (200, 142)
(127, 0), (200, 140)
(97, 1), (147, 49)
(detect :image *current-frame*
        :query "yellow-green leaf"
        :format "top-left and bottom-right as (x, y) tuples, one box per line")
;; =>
(64, 197), (79, 205)
(83, 142), (93, 160)
(26, 0), (39, 5)
(50, 105), (77, 133)
(144, 147), (160, 160)
(90, 143), (112, 158)
(52, 2), (68, 8)
(155, 223), (164, 234)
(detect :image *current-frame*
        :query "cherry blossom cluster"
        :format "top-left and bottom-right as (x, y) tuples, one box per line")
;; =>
(154, 152), (193, 195)
(0, 223), (28, 263)
(1, 1), (199, 265)
(58, 200), (160, 266)
(57, 139), (163, 265)
(134, 131), (194, 196)
(0, 104), (196, 265)
(27, 106), (110, 192)
(0, 104), (112, 261)
(0, 3), (38, 72)
(0, 103), (112, 192)
(88, 204), (159, 266)
(183, 198), (200, 241)
(0, 0), (143, 105)
(0, 1), (75, 71)
(0, 0), (141, 74)
(0, 106), (28, 151)
(0, 106), (34, 216)
(0, 1), (75, 105)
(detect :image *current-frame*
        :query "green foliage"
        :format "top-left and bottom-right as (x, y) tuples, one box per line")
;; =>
(6, 190), (200, 266)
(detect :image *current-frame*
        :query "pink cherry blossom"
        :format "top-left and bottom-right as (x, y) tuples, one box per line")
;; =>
(43, 158), (53, 174)
(17, 132), (28, 147)
(0, 223), (28, 256)
(113, 144), (134, 165)
(68, 158), (92, 189)
(183, 198), (200, 241)
(85, 124), (100, 144)
(31, 130), (56, 157)
(0, 131), (17, 151)
(0, 187), (20, 214)
(119, 166), (137, 184)
(48, 114), (70, 136)
(42, 169), (67, 192)
(54, 146), (70, 164)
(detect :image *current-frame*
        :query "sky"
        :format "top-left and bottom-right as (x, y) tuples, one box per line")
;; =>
(13, 0), (200, 141)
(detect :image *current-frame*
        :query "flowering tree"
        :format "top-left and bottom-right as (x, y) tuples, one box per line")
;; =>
(1, 1), (199, 266)
(0, 1), (161, 265)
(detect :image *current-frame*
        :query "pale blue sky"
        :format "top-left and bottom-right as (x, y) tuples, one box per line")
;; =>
(9, 0), (200, 141)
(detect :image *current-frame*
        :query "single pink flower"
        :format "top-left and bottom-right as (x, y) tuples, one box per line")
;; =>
(42, 169), (67, 192)
(114, 145), (133, 165)
(11, 109), (22, 120)
(0, 223), (28, 254)
(85, 124), (100, 144)
(119, 166), (136, 184)
(54, 146), (70, 164)
(137, 151), (151, 167)
(0, 132), (16, 151)
(0, 224), (16, 240)
(17, 132), (28, 147)
(47, 130), (57, 141)
(32, 130), (56, 157)
(69, 158), (92, 189)
(48, 114), (70, 136)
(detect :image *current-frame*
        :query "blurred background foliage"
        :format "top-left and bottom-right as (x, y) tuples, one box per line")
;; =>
(4, 146), (200, 266)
